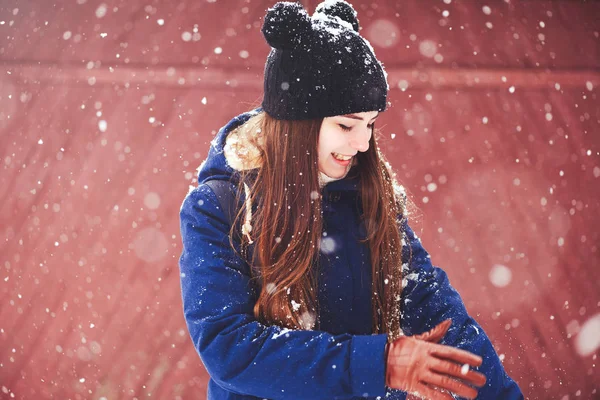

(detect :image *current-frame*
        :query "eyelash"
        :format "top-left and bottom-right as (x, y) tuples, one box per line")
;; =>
(339, 123), (375, 132)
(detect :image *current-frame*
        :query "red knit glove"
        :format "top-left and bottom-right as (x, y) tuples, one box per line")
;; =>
(385, 319), (487, 399)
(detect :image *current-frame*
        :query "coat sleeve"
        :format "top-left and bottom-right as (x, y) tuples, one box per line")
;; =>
(178, 183), (388, 400)
(397, 217), (524, 399)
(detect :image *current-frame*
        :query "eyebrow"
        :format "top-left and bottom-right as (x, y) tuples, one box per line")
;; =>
(341, 112), (379, 121)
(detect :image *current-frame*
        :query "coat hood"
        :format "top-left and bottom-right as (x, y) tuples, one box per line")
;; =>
(195, 107), (364, 244)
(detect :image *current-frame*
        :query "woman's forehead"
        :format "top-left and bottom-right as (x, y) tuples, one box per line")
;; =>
(328, 111), (380, 120)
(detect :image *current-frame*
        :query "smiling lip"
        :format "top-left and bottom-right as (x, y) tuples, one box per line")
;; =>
(332, 153), (353, 166)
(332, 152), (354, 160)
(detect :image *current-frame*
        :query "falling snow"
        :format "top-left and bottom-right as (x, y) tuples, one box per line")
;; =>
(575, 314), (600, 357)
(1, 2), (598, 399)
(489, 264), (512, 288)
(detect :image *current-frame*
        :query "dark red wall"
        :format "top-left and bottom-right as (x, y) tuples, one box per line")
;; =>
(0, 1), (598, 398)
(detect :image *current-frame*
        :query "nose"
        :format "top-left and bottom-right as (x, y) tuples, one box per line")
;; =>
(349, 129), (371, 152)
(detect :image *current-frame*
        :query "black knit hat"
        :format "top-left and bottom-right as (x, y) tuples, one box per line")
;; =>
(260, 1), (389, 120)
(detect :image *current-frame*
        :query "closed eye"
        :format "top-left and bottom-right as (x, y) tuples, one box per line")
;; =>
(339, 123), (375, 131)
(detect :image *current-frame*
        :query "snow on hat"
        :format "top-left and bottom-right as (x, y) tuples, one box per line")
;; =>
(260, 0), (389, 120)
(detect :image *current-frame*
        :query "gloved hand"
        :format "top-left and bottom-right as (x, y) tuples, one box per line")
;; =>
(385, 319), (487, 399)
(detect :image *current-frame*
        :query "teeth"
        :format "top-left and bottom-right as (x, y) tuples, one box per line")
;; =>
(333, 152), (352, 161)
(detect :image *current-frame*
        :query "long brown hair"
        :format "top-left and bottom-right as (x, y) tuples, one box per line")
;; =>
(228, 110), (408, 340)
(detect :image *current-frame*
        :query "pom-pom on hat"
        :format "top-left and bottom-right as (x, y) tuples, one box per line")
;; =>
(261, 0), (388, 120)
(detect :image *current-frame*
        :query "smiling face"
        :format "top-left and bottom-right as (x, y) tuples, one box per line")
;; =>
(317, 110), (379, 179)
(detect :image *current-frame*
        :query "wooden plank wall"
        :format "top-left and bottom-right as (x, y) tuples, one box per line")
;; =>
(0, 0), (598, 398)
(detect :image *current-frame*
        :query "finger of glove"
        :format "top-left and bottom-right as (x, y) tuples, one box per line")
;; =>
(430, 344), (483, 367)
(414, 319), (452, 343)
(411, 383), (454, 400)
(429, 358), (487, 387)
(424, 372), (479, 399)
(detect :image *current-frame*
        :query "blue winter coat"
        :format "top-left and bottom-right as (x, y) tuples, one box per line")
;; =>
(178, 107), (524, 399)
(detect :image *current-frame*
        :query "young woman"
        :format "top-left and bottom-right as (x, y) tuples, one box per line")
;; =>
(178, 1), (524, 399)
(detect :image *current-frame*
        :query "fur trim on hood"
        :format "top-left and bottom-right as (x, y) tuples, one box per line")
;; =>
(223, 113), (265, 172)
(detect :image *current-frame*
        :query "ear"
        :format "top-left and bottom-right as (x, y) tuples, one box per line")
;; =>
(314, 0), (360, 32)
(262, 2), (313, 50)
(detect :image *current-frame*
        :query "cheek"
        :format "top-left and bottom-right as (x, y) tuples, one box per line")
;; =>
(318, 127), (344, 155)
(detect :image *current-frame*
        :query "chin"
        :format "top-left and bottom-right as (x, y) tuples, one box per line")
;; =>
(318, 159), (350, 179)
(325, 167), (348, 179)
